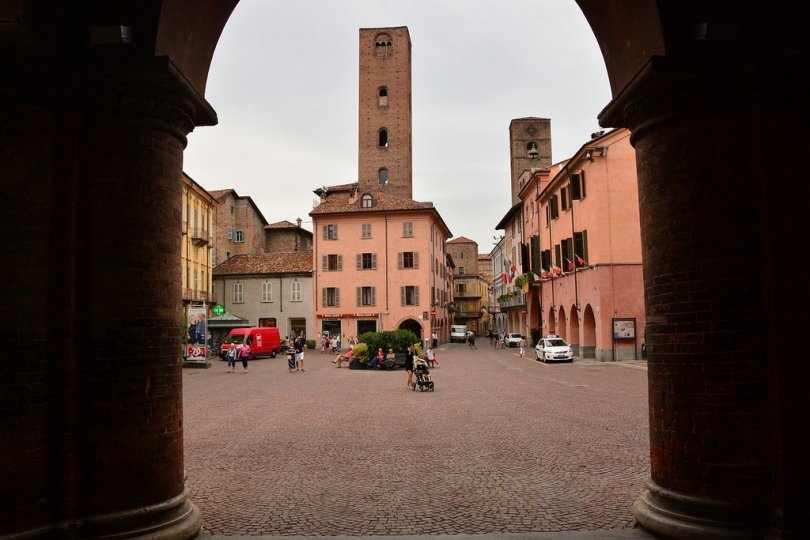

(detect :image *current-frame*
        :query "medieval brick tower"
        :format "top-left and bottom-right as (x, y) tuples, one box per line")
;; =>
(358, 27), (413, 199)
(509, 117), (551, 204)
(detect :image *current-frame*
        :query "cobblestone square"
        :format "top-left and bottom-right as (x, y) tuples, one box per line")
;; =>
(183, 344), (650, 536)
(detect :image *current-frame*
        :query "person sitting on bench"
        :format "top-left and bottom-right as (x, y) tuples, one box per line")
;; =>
(334, 347), (354, 368)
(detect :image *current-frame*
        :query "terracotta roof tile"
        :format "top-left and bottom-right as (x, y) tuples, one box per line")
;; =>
(266, 220), (297, 229)
(310, 189), (434, 215)
(213, 251), (314, 276)
(448, 236), (478, 244)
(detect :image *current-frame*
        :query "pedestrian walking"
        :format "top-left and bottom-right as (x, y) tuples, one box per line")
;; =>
(431, 331), (438, 349)
(294, 336), (305, 372)
(519, 336), (527, 358)
(226, 346), (236, 373)
(405, 344), (416, 389)
(426, 346), (438, 367)
(238, 343), (250, 373)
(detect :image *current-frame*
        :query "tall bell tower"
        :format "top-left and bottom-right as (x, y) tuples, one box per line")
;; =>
(358, 26), (413, 199)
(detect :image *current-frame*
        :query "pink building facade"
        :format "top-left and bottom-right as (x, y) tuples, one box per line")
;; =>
(522, 128), (643, 360)
(310, 186), (452, 342)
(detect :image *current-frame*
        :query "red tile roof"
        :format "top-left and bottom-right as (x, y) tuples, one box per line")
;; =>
(213, 251), (314, 276)
(448, 236), (478, 244)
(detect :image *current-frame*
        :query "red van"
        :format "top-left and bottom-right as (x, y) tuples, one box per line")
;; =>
(220, 327), (282, 359)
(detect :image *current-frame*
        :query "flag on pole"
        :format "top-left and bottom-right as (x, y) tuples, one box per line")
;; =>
(551, 264), (562, 276)
(532, 272), (542, 283)
(575, 254), (586, 266)
(540, 268), (551, 279)
(565, 258), (574, 271)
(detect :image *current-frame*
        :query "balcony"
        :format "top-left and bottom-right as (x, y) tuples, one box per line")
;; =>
(191, 229), (210, 246)
(183, 289), (215, 303)
(456, 311), (483, 320)
(497, 291), (526, 310)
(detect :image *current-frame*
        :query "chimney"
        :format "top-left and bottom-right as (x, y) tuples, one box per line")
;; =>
(296, 218), (302, 227)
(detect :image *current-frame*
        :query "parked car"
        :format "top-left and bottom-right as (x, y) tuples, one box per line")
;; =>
(450, 325), (467, 343)
(506, 333), (524, 347)
(535, 335), (574, 362)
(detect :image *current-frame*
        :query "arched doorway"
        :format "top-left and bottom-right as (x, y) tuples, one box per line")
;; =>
(398, 318), (423, 342)
(569, 304), (581, 357)
(581, 305), (596, 359)
(557, 307), (568, 341)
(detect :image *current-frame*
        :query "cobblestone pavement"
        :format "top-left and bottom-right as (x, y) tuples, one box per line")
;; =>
(182, 343), (651, 537)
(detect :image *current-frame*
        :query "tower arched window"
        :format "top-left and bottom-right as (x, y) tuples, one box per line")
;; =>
(378, 168), (388, 185)
(378, 129), (388, 148)
(527, 141), (539, 159)
(378, 86), (388, 107)
(374, 34), (392, 58)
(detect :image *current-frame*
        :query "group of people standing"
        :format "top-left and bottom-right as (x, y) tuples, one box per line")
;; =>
(225, 342), (250, 373)
(321, 333), (357, 353)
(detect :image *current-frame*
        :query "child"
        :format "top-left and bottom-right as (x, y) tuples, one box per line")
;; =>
(426, 346), (438, 367)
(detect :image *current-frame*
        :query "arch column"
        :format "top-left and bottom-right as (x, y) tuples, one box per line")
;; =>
(601, 54), (809, 538)
(0, 59), (214, 538)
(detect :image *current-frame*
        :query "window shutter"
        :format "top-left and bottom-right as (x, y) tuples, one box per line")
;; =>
(322, 288), (327, 306)
(400, 287), (406, 306)
(334, 224), (338, 239)
(371, 287), (376, 306)
(322, 255), (327, 271)
(357, 287), (361, 306)
(337, 255), (342, 271)
(335, 288), (340, 306)
(397, 252), (403, 269)
(372, 253), (377, 269)
(413, 252), (419, 269)
(414, 287), (419, 305)
(357, 254), (362, 270)
(322, 225), (327, 239)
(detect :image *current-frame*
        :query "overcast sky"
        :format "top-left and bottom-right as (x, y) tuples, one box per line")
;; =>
(183, 0), (612, 253)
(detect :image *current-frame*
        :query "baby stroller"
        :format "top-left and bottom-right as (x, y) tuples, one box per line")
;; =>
(412, 362), (435, 392)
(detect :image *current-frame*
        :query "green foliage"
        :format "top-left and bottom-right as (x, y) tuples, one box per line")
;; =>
(353, 342), (369, 361)
(306, 339), (316, 349)
(513, 273), (530, 287)
(358, 329), (419, 356)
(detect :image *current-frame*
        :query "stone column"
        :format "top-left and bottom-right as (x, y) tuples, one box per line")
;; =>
(604, 56), (809, 538)
(0, 61), (210, 538)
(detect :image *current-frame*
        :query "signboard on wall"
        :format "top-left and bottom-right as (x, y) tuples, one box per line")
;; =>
(186, 304), (207, 362)
(613, 318), (636, 339)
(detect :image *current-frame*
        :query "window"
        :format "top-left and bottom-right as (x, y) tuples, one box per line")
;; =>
(291, 281), (302, 301)
(323, 287), (340, 307)
(233, 282), (243, 303)
(574, 230), (589, 268)
(571, 172), (586, 200)
(361, 223), (372, 239)
(375, 33), (392, 57)
(401, 286), (419, 306)
(235, 229), (244, 243)
(357, 253), (377, 270)
(458, 266), (465, 275)
(378, 168), (388, 185)
(322, 254), (342, 271)
(378, 87), (388, 107)
(398, 251), (419, 269)
(357, 286), (376, 306)
(561, 186), (569, 211)
(457, 283), (466, 295)
(322, 224), (338, 240)
(402, 222), (413, 237)
(378, 129), (388, 148)
(550, 195), (559, 220)
(227, 225), (233, 240)
(262, 281), (272, 302)
(527, 141), (538, 158)
(361, 194), (373, 208)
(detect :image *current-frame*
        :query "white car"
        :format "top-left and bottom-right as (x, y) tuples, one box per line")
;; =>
(505, 333), (524, 347)
(535, 335), (574, 363)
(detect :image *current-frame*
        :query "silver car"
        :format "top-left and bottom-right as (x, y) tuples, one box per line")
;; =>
(535, 335), (574, 363)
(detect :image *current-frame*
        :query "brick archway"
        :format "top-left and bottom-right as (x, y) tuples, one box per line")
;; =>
(1, 2), (808, 538)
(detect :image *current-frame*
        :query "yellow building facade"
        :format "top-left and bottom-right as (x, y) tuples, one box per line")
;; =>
(182, 172), (218, 310)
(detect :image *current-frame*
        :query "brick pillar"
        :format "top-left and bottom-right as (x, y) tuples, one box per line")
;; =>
(0, 66), (206, 538)
(615, 57), (810, 538)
